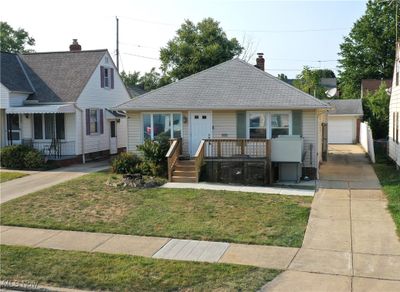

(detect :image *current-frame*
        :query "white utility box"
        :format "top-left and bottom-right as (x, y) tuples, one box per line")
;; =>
(271, 135), (304, 163)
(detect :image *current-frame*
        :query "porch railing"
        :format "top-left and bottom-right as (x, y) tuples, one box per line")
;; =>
(203, 139), (271, 159)
(194, 140), (205, 182)
(22, 139), (76, 158)
(166, 138), (182, 181)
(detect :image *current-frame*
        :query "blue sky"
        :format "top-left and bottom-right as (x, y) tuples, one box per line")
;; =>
(2, 0), (367, 78)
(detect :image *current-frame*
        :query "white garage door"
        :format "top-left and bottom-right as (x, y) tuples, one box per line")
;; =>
(328, 117), (355, 144)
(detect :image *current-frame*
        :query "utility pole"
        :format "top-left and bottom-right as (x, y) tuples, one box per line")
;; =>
(116, 16), (119, 72)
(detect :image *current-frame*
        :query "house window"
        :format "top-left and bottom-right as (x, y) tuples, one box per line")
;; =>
(142, 113), (182, 140)
(33, 113), (65, 140)
(104, 68), (110, 88)
(249, 113), (266, 139)
(271, 113), (289, 138)
(90, 109), (99, 134)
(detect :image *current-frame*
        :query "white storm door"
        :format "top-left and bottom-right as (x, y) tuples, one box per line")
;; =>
(190, 112), (212, 156)
(109, 120), (118, 154)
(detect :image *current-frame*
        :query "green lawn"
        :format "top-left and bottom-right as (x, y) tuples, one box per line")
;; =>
(0, 172), (312, 247)
(0, 245), (280, 291)
(372, 148), (400, 237)
(0, 171), (28, 183)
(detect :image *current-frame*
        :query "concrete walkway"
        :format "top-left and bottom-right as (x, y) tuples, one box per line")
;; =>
(0, 225), (299, 270)
(263, 145), (400, 292)
(162, 182), (315, 196)
(0, 161), (110, 204)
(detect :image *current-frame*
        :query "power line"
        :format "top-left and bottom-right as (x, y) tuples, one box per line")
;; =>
(119, 16), (350, 33)
(119, 41), (160, 50)
(121, 52), (160, 60)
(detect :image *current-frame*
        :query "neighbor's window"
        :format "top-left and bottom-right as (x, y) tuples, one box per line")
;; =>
(6, 114), (20, 141)
(34, 113), (65, 140)
(249, 113), (266, 139)
(271, 113), (289, 138)
(90, 109), (99, 134)
(143, 113), (182, 140)
(104, 68), (110, 88)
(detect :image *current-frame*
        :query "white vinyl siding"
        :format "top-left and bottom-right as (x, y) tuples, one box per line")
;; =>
(302, 110), (317, 168)
(389, 54), (400, 166)
(127, 112), (142, 154)
(212, 111), (236, 138)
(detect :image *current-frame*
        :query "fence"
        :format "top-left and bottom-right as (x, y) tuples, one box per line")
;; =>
(360, 122), (375, 163)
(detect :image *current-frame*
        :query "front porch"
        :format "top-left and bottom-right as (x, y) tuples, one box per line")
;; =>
(5, 105), (77, 160)
(167, 137), (307, 185)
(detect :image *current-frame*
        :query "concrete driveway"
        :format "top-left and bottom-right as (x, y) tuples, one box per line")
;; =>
(263, 144), (400, 292)
(0, 161), (110, 204)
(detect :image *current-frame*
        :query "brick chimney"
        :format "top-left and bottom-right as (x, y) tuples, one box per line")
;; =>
(69, 39), (81, 51)
(255, 53), (265, 71)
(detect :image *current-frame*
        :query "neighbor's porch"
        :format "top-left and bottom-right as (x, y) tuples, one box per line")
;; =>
(5, 105), (76, 159)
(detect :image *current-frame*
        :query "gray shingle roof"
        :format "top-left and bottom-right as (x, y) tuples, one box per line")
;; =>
(0, 52), (33, 93)
(19, 50), (106, 102)
(116, 58), (329, 111)
(325, 99), (363, 115)
(127, 85), (147, 98)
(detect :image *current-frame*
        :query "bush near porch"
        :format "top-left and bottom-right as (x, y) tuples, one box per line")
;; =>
(0, 171), (312, 247)
(0, 145), (44, 170)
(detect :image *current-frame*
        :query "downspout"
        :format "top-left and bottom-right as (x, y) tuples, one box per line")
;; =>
(74, 104), (86, 163)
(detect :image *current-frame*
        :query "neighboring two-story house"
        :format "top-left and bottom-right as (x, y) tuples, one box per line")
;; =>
(389, 42), (400, 168)
(0, 40), (130, 163)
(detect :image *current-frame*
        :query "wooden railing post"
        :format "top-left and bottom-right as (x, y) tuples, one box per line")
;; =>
(241, 139), (245, 155)
(217, 140), (221, 158)
(166, 139), (181, 182)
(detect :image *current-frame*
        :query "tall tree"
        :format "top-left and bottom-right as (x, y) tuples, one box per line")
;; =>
(362, 83), (390, 139)
(277, 73), (288, 82)
(160, 18), (243, 80)
(338, 0), (399, 99)
(0, 22), (35, 53)
(120, 71), (141, 87)
(293, 66), (327, 99)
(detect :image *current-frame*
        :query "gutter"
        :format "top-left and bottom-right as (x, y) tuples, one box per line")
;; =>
(73, 104), (86, 164)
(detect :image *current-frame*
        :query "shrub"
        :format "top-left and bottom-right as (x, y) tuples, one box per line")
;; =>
(0, 145), (44, 169)
(111, 152), (142, 174)
(137, 135), (170, 176)
(23, 150), (45, 169)
(138, 161), (161, 177)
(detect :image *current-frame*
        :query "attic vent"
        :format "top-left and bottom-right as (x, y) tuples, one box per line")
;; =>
(105, 56), (109, 64)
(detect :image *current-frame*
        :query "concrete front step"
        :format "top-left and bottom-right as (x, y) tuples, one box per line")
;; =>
(171, 176), (197, 183)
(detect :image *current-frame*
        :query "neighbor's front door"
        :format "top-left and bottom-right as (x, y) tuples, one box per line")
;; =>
(190, 112), (212, 156)
(109, 120), (117, 155)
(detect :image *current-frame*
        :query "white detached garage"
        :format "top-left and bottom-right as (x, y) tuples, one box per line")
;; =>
(325, 99), (363, 144)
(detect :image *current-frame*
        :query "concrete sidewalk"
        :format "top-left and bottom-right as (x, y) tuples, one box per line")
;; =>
(263, 145), (400, 292)
(162, 182), (315, 196)
(0, 161), (110, 204)
(0, 225), (298, 270)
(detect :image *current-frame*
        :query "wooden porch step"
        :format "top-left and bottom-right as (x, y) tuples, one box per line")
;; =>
(174, 165), (196, 171)
(172, 170), (197, 177)
(171, 176), (197, 183)
(176, 160), (195, 166)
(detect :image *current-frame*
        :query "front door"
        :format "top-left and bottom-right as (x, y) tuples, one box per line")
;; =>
(109, 120), (117, 154)
(190, 112), (212, 156)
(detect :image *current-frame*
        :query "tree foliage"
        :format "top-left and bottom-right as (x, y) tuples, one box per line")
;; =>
(293, 66), (327, 99)
(277, 73), (288, 82)
(0, 22), (35, 53)
(362, 83), (390, 139)
(338, 0), (399, 99)
(160, 18), (243, 80)
(120, 69), (171, 92)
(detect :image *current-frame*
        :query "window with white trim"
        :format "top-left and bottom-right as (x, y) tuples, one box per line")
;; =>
(142, 113), (182, 140)
(271, 113), (289, 138)
(249, 112), (266, 139)
(247, 112), (291, 139)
